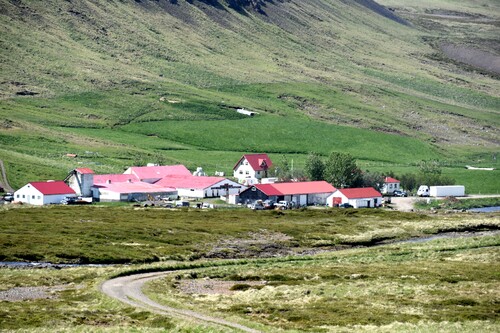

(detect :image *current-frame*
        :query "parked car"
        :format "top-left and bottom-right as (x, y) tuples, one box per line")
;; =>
(262, 199), (275, 209)
(275, 200), (293, 210)
(392, 190), (408, 197)
(3, 193), (14, 202)
(338, 203), (353, 208)
(250, 201), (265, 210)
(175, 201), (190, 207)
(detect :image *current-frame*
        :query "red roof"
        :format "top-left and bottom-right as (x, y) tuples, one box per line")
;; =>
(93, 182), (175, 194)
(234, 154), (272, 171)
(30, 181), (76, 195)
(155, 176), (228, 190)
(93, 174), (139, 185)
(75, 168), (94, 174)
(127, 165), (192, 180)
(384, 177), (400, 183)
(254, 181), (336, 196)
(338, 187), (382, 199)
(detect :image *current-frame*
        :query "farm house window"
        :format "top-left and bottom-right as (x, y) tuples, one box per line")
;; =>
(22, 195), (25, 198)
(246, 171), (249, 175)
(37, 196), (41, 199)
(239, 171), (243, 174)
(32, 195), (35, 199)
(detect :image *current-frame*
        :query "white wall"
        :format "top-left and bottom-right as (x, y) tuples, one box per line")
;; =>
(43, 194), (75, 205)
(234, 158), (259, 182)
(14, 185), (44, 205)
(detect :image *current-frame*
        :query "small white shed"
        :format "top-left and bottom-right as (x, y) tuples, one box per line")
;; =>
(327, 187), (383, 208)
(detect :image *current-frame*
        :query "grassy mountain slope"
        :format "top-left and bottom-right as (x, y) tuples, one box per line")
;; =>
(0, 0), (499, 189)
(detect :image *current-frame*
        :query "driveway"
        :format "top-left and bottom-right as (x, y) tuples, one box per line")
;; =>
(101, 272), (261, 333)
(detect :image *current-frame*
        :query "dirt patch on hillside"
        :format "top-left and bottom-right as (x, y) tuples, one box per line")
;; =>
(204, 229), (297, 259)
(440, 43), (500, 75)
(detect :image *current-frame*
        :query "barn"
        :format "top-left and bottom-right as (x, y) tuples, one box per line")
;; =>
(327, 187), (383, 208)
(238, 181), (336, 206)
(14, 181), (76, 205)
(92, 174), (177, 202)
(156, 176), (245, 199)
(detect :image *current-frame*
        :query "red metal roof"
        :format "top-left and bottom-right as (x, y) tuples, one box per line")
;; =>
(254, 181), (336, 196)
(384, 177), (400, 183)
(75, 168), (94, 174)
(234, 154), (272, 171)
(93, 182), (176, 194)
(338, 187), (382, 199)
(93, 174), (139, 185)
(254, 184), (284, 196)
(30, 181), (76, 195)
(127, 165), (192, 180)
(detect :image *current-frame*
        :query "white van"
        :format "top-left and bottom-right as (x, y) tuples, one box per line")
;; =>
(417, 185), (430, 197)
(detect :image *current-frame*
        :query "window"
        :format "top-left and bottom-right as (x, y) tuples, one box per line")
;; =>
(37, 196), (41, 199)
(16, 194), (20, 198)
(245, 171), (249, 175)
(22, 195), (25, 198)
(32, 195), (35, 199)
(239, 171), (243, 174)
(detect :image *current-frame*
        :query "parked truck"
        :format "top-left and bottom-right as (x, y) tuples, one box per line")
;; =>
(418, 185), (465, 197)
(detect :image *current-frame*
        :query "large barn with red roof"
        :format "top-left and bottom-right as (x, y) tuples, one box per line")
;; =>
(14, 181), (76, 205)
(238, 181), (336, 206)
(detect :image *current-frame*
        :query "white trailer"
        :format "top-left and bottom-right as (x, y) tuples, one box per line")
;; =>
(429, 185), (465, 197)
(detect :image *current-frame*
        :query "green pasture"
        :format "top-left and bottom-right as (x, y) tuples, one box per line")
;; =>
(1, 206), (499, 264)
(120, 115), (440, 162)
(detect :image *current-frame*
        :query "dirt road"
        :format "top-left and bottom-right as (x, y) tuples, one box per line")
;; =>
(100, 272), (261, 333)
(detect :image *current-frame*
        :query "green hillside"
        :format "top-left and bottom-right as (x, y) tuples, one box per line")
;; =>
(0, 0), (499, 190)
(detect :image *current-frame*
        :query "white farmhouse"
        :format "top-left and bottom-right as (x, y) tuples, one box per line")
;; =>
(381, 176), (401, 194)
(233, 153), (273, 184)
(14, 181), (76, 205)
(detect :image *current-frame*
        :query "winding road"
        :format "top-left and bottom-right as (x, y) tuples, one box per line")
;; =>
(101, 271), (261, 333)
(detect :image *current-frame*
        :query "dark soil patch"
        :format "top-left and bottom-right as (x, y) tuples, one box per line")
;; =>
(440, 43), (500, 75)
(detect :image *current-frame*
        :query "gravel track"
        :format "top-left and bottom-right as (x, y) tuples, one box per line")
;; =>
(100, 272), (261, 333)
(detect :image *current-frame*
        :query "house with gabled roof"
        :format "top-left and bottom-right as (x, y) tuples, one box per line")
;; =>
(14, 181), (76, 205)
(238, 181), (336, 206)
(327, 187), (382, 208)
(381, 176), (401, 194)
(233, 153), (273, 184)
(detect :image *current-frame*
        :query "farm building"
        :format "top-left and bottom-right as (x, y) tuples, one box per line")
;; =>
(92, 178), (177, 202)
(233, 153), (273, 184)
(14, 181), (76, 205)
(238, 181), (336, 206)
(156, 176), (245, 199)
(124, 165), (192, 184)
(381, 176), (401, 194)
(65, 168), (94, 197)
(327, 187), (383, 208)
(85, 164), (244, 201)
